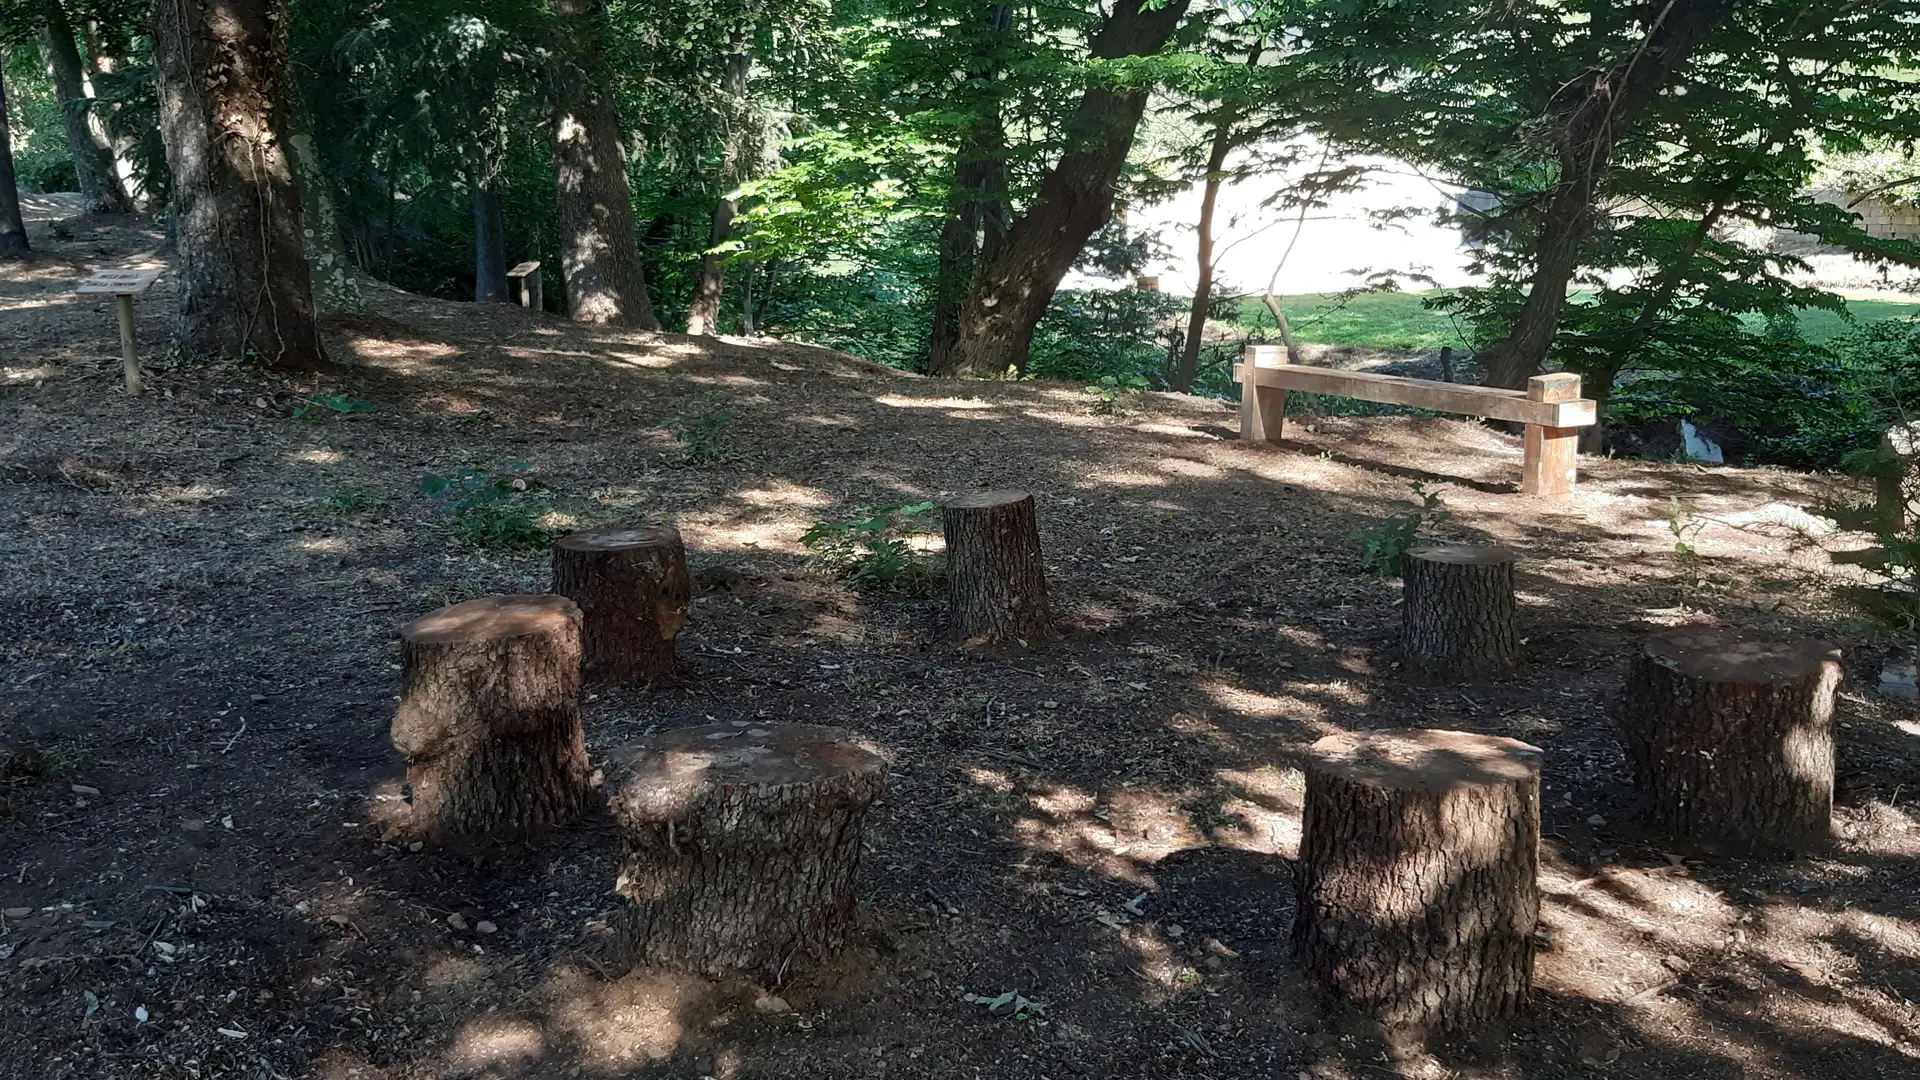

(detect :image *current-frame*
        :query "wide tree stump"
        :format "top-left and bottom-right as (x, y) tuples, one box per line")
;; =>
(550, 523), (691, 681)
(942, 490), (1050, 644)
(1294, 729), (1542, 1039)
(1401, 544), (1519, 678)
(610, 723), (887, 979)
(1617, 627), (1840, 852)
(391, 595), (592, 838)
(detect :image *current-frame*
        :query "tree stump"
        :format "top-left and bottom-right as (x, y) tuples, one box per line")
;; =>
(391, 595), (592, 838)
(1401, 545), (1519, 678)
(550, 523), (691, 681)
(610, 723), (887, 979)
(942, 490), (1050, 644)
(1616, 627), (1840, 852)
(1294, 729), (1542, 1039)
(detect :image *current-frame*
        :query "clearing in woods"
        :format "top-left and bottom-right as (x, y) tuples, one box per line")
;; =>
(3, 217), (1920, 1080)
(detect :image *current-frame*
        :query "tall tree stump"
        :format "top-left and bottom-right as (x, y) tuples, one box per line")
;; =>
(1617, 627), (1840, 852)
(942, 490), (1050, 644)
(1294, 729), (1542, 1039)
(391, 595), (592, 838)
(610, 723), (887, 979)
(550, 524), (691, 681)
(1401, 545), (1519, 678)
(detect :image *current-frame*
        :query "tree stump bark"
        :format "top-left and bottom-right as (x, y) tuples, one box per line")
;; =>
(1616, 627), (1840, 853)
(1401, 545), (1519, 679)
(942, 490), (1050, 644)
(610, 723), (887, 979)
(1294, 728), (1542, 1040)
(391, 595), (592, 838)
(550, 524), (691, 681)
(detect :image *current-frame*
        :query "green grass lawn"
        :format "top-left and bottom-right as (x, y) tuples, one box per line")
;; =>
(1224, 290), (1920, 351)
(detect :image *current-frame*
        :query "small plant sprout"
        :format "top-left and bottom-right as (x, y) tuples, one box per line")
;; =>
(658, 407), (732, 463)
(801, 502), (941, 591)
(417, 462), (552, 550)
(1351, 480), (1450, 575)
(1085, 373), (1149, 414)
(962, 990), (1049, 1021)
(290, 394), (376, 420)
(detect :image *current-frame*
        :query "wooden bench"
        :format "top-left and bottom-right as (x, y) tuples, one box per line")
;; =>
(1235, 344), (1598, 495)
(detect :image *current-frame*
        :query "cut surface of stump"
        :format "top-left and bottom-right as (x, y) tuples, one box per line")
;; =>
(1294, 728), (1542, 1040)
(391, 595), (591, 838)
(942, 490), (1050, 644)
(1617, 627), (1840, 852)
(610, 722), (887, 979)
(1401, 544), (1518, 679)
(550, 523), (690, 681)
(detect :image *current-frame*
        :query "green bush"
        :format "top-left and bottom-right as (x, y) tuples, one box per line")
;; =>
(801, 502), (941, 591)
(418, 462), (553, 550)
(1028, 288), (1188, 385)
(1351, 481), (1449, 575)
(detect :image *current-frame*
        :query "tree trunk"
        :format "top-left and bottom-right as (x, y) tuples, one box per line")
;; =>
(943, 0), (1190, 376)
(1478, 0), (1734, 388)
(942, 490), (1051, 644)
(80, 25), (145, 209)
(38, 1), (127, 213)
(1294, 728), (1542, 1042)
(926, 5), (1012, 376)
(1616, 627), (1840, 854)
(547, 0), (659, 330)
(611, 723), (887, 980)
(473, 182), (508, 302)
(686, 49), (751, 335)
(1401, 545), (1519, 679)
(151, 0), (325, 370)
(1875, 423), (1920, 532)
(550, 524), (690, 681)
(1175, 119), (1233, 392)
(0, 77), (28, 258)
(391, 595), (593, 839)
(286, 92), (361, 313)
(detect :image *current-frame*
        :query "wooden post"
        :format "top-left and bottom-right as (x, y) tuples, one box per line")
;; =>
(115, 294), (140, 395)
(507, 260), (543, 312)
(76, 267), (162, 395)
(612, 722), (888, 979)
(1295, 728), (1542, 1041)
(1239, 343), (1288, 444)
(1401, 545), (1519, 679)
(1438, 345), (1455, 383)
(942, 490), (1051, 644)
(550, 523), (690, 681)
(1520, 373), (1582, 496)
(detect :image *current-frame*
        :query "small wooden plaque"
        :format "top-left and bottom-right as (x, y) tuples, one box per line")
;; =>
(77, 268), (163, 296)
(507, 261), (540, 279)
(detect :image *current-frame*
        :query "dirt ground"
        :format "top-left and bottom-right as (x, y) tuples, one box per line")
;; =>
(4, 213), (1920, 1080)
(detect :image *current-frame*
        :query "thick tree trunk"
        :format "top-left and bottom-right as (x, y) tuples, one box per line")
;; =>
(942, 490), (1050, 644)
(686, 49), (751, 336)
(1617, 627), (1840, 853)
(392, 595), (593, 838)
(611, 723), (887, 979)
(473, 182), (508, 302)
(943, 0), (1190, 376)
(286, 94), (361, 312)
(547, 0), (659, 330)
(1175, 121), (1233, 392)
(0, 78), (28, 258)
(550, 524), (690, 681)
(1478, 0), (1734, 388)
(927, 5), (1011, 375)
(151, 0), (324, 370)
(1294, 729), (1542, 1042)
(1401, 545), (1519, 679)
(38, 2), (127, 213)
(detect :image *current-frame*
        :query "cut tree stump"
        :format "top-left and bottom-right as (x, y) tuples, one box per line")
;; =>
(1617, 627), (1840, 852)
(942, 490), (1050, 644)
(1401, 545), (1519, 678)
(391, 595), (592, 838)
(610, 723), (887, 979)
(1294, 728), (1542, 1040)
(550, 523), (690, 681)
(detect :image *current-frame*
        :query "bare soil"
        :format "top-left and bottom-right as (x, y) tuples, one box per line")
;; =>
(4, 214), (1920, 1080)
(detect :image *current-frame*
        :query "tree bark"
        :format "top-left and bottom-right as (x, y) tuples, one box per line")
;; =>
(1294, 729), (1542, 1042)
(285, 92), (361, 312)
(1401, 545), (1519, 679)
(38, 1), (128, 213)
(942, 490), (1050, 644)
(927, 4), (1013, 375)
(547, 0), (659, 330)
(0, 77), (29, 258)
(550, 524), (690, 681)
(686, 48), (751, 336)
(151, 0), (325, 370)
(392, 595), (592, 839)
(942, 0), (1190, 376)
(473, 182), (508, 302)
(611, 723), (887, 979)
(1478, 0), (1734, 388)
(1616, 627), (1840, 853)
(1174, 118), (1234, 392)
(80, 24), (146, 209)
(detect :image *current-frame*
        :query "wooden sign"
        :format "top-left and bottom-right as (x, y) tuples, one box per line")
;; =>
(507, 261), (540, 279)
(76, 267), (163, 296)
(507, 261), (543, 311)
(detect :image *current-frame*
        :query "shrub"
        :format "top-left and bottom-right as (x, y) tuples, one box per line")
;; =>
(802, 502), (940, 591)
(418, 462), (553, 550)
(1351, 481), (1449, 575)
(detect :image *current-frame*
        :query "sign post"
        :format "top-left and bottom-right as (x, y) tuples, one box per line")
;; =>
(507, 261), (542, 312)
(77, 268), (163, 395)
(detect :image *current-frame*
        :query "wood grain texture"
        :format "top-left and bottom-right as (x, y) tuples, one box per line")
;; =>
(1233, 364), (1596, 428)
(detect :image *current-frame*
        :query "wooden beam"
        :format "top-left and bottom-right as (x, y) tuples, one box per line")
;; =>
(1521, 373), (1582, 496)
(1232, 364), (1596, 429)
(1239, 344), (1289, 444)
